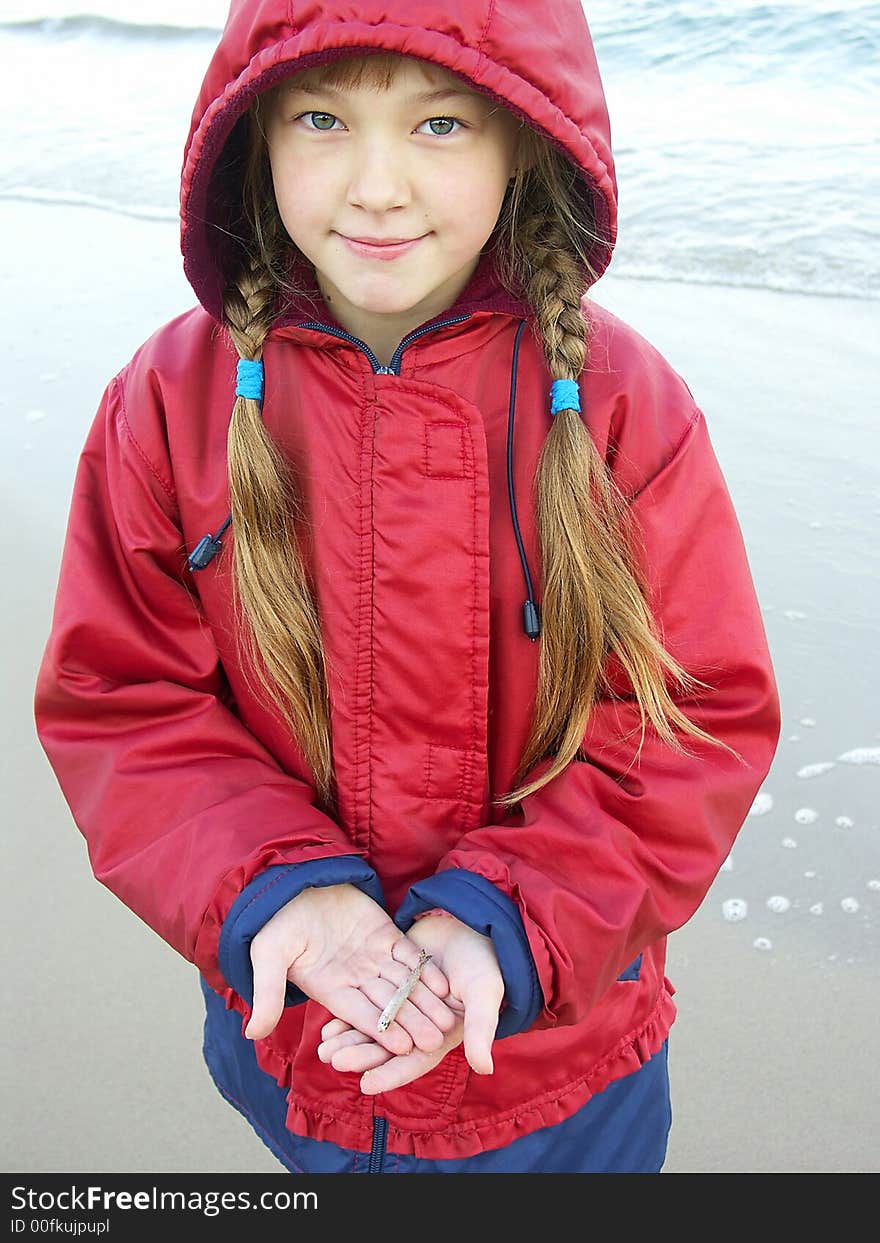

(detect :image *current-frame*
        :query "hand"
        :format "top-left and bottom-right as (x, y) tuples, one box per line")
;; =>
(316, 912), (505, 1094)
(244, 884), (458, 1057)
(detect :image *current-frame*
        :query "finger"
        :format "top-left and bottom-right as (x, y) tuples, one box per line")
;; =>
(317, 1028), (372, 1063)
(359, 1043), (448, 1096)
(416, 957), (450, 999)
(405, 978), (459, 1033)
(460, 985), (503, 1076)
(329, 1041), (393, 1074)
(330, 989), (415, 1057)
(371, 970), (459, 1038)
(320, 1017), (352, 1041)
(245, 947), (288, 1041)
(391, 939), (449, 999)
(359, 976), (446, 1053)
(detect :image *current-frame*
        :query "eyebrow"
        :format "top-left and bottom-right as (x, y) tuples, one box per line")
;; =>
(285, 83), (482, 105)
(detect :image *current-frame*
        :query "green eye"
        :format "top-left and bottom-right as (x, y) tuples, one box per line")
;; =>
(426, 117), (459, 136)
(306, 112), (336, 130)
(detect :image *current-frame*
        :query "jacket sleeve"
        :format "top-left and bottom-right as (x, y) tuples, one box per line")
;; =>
(398, 406), (782, 1033)
(33, 373), (376, 996)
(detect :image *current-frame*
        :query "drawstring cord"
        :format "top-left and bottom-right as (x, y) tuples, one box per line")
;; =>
(188, 334), (581, 645)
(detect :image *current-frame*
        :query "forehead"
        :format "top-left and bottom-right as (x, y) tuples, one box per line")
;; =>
(276, 55), (485, 103)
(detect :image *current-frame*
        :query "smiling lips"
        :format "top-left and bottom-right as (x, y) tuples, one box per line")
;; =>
(340, 234), (426, 259)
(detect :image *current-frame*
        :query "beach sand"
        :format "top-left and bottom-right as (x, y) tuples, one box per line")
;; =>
(4, 199), (877, 1174)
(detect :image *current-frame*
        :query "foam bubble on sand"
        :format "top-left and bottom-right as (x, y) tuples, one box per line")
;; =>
(767, 895), (791, 913)
(841, 897), (860, 913)
(797, 761), (835, 778)
(25, 409), (47, 422)
(810, 902), (824, 915)
(720, 854), (734, 872)
(749, 790), (774, 817)
(783, 609), (807, 620)
(753, 937), (773, 951)
(795, 807), (819, 824)
(837, 747), (880, 765)
(781, 837), (798, 849)
(867, 880), (880, 892)
(722, 898), (748, 922)
(835, 815), (854, 829)
(800, 717), (817, 727)
(804, 870), (817, 878)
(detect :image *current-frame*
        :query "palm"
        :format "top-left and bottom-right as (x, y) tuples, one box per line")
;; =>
(245, 883), (457, 1055)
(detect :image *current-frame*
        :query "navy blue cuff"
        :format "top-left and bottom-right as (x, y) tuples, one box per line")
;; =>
(395, 868), (542, 1038)
(217, 855), (385, 1009)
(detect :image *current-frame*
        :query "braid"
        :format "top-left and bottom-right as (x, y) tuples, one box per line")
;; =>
(493, 157), (740, 808)
(223, 259), (336, 814)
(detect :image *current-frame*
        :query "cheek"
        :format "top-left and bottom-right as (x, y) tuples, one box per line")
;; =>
(437, 172), (508, 237)
(270, 160), (326, 236)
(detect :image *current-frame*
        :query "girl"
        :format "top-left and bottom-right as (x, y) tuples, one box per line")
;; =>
(34, 0), (781, 1174)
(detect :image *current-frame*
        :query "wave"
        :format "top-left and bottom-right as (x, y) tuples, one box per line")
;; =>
(0, 187), (178, 223)
(5, 4), (879, 78)
(591, 1), (880, 79)
(609, 266), (879, 304)
(0, 13), (220, 41)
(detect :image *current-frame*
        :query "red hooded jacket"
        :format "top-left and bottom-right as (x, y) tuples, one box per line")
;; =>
(33, 0), (781, 1162)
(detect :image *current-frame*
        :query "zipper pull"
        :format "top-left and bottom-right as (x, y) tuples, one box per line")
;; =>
(376, 365), (395, 375)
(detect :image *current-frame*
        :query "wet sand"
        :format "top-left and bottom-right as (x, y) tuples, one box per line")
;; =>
(4, 200), (877, 1174)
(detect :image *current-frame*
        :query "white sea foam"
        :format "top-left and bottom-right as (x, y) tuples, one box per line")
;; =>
(795, 807), (819, 824)
(796, 762), (835, 778)
(767, 895), (791, 913)
(722, 898), (748, 922)
(838, 747), (880, 765)
(749, 790), (774, 817)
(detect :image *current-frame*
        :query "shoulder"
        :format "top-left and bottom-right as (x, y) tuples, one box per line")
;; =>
(579, 295), (703, 498)
(118, 304), (232, 396)
(106, 305), (233, 477)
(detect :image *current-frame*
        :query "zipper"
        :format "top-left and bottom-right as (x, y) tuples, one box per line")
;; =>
(368, 1115), (388, 1173)
(295, 315), (471, 375)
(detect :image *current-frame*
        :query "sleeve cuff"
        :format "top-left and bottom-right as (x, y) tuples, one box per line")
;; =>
(218, 855), (385, 1009)
(394, 868), (542, 1038)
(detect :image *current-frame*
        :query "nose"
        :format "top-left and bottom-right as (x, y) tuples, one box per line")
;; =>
(345, 138), (411, 212)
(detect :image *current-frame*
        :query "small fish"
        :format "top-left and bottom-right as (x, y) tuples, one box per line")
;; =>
(376, 949), (432, 1032)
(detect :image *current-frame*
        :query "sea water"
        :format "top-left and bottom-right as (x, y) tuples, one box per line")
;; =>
(1, 0), (878, 299)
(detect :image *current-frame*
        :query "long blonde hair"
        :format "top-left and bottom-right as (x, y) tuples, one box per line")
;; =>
(219, 52), (741, 818)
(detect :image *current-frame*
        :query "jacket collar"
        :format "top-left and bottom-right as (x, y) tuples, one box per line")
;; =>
(270, 249), (533, 361)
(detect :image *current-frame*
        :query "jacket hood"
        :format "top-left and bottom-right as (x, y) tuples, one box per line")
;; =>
(180, 0), (619, 322)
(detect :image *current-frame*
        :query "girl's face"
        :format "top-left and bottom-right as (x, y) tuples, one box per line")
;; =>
(263, 58), (522, 358)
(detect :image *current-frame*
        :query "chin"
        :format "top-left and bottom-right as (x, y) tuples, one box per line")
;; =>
(350, 289), (425, 316)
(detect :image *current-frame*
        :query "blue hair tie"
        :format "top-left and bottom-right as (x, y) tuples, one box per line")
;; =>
(549, 375), (576, 415)
(550, 378), (580, 415)
(235, 358), (264, 401)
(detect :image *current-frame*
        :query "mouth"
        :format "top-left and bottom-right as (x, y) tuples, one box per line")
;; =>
(338, 234), (427, 260)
